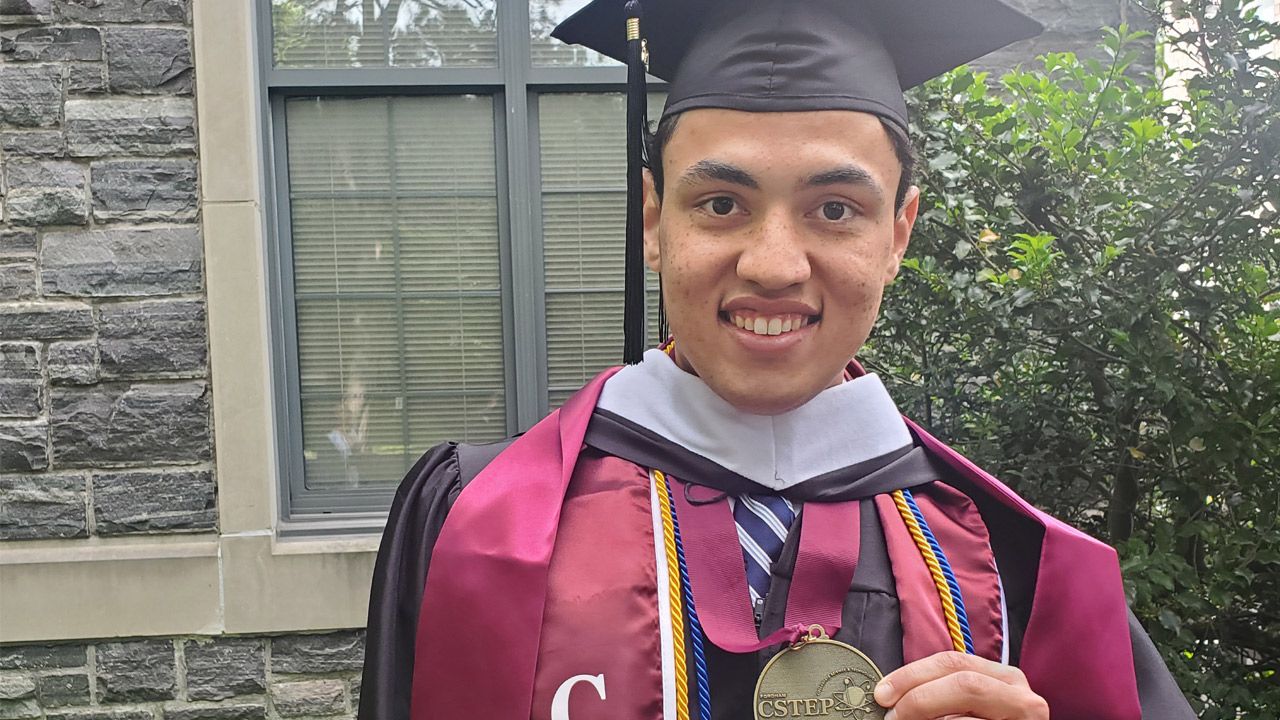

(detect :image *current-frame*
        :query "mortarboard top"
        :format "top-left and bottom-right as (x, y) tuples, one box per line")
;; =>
(550, 0), (1043, 364)
(552, 0), (1043, 133)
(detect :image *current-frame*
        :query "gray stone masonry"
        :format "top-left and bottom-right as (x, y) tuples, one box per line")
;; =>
(46, 340), (97, 384)
(98, 299), (206, 377)
(0, 260), (38, 301)
(48, 712), (155, 720)
(163, 706), (266, 720)
(0, 0), (52, 25)
(0, 342), (40, 416)
(35, 673), (90, 708)
(0, 26), (101, 62)
(0, 374), (41, 415)
(0, 229), (37, 257)
(0, 633), (363, 720)
(65, 98), (196, 157)
(91, 160), (198, 224)
(53, 0), (186, 24)
(4, 159), (90, 226)
(41, 227), (203, 297)
(0, 645), (85, 670)
(95, 641), (176, 703)
(0, 474), (86, 538)
(0, 65), (62, 127)
(49, 381), (211, 466)
(270, 681), (344, 719)
(65, 63), (105, 95)
(103, 27), (192, 95)
(92, 469), (215, 535)
(269, 633), (364, 676)
(0, 0), (211, 551)
(0, 302), (94, 340)
(0, 676), (36, 700)
(1, 129), (67, 157)
(183, 639), (264, 702)
(0, 421), (49, 471)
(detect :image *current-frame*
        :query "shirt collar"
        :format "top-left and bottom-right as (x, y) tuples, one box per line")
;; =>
(597, 349), (913, 491)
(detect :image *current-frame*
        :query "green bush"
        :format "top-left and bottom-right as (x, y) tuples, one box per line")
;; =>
(868, 6), (1279, 718)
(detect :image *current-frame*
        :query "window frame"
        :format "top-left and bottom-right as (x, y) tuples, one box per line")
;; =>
(256, 0), (660, 525)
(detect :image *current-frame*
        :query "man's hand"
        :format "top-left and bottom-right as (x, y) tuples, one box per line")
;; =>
(873, 651), (1050, 720)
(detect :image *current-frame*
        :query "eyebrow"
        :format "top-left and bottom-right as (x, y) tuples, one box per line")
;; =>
(804, 165), (884, 199)
(677, 160), (760, 190)
(676, 160), (885, 201)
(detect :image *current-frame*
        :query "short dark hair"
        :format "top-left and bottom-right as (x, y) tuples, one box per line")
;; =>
(647, 112), (916, 212)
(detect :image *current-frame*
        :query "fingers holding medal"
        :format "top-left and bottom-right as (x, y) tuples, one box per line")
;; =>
(873, 651), (1049, 720)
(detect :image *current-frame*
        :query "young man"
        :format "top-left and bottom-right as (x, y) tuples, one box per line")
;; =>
(359, 1), (1195, 718)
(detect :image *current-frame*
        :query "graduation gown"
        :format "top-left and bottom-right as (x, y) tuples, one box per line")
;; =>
(358, 360), (1193, 720)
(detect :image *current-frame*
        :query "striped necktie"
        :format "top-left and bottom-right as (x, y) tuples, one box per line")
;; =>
(730, 494), (798, 606)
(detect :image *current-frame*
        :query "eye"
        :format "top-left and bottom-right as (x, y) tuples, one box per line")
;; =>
(820, 201), (854, 221)
(700, 196), (739, 216)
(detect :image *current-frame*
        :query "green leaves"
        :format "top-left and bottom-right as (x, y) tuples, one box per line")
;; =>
(870, 6), (1280, 717)
(1006, 233), (1062, 284)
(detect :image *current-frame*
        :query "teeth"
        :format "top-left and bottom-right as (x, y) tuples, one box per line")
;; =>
(729, 312), (814, 336)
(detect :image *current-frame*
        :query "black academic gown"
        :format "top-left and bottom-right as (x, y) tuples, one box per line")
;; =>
(358, 410), (1195, 720)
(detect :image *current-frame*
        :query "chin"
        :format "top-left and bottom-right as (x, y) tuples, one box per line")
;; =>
(710, 378), (823, 416)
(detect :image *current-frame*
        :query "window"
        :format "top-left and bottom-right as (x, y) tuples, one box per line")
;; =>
(260, 1), (661, 519)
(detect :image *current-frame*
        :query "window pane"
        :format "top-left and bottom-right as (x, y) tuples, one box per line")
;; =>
(530, 0), (619, 66)
(272, 0), (497, 69)
(539, 93), (664, 404)
(285, 95), (505, 492)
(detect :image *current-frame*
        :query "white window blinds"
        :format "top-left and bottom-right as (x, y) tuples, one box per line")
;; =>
(285, 95), (506, 491)
(539, 93), (664, 407)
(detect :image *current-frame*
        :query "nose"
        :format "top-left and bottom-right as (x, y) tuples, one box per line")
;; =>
(735, 208), (811, 290)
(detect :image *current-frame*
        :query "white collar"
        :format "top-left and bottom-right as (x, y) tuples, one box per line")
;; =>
(597, 349), (912, 491)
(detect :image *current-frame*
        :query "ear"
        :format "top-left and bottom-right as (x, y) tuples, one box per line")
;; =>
(883, 185), (920, 285)
(643, 168), (662, 274)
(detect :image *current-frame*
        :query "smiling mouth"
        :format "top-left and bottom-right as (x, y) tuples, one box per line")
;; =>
(719, 311), (821, 337)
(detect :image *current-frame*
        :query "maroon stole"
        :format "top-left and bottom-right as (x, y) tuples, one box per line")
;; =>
(410, 367), (1142, 719)
(873, 482), (1005, 662)
(529, 452), (664, 719)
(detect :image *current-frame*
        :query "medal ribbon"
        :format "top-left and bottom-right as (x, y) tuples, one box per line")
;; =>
(670, 477), (860, 652)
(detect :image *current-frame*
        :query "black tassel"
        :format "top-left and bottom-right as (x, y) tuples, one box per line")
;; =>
(657, 275), (668, 343)
(622, 0), (648, 364)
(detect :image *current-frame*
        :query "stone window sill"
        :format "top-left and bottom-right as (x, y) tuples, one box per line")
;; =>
(0, 531), (379, 643)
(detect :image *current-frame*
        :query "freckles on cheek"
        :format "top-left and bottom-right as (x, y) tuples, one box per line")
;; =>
(834, 278), (886, 323)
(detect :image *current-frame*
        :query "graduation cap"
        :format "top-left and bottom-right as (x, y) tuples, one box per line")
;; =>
(552, 0), (1043, 364)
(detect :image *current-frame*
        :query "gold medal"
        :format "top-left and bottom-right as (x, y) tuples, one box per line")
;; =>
(753, 626), (886, 720)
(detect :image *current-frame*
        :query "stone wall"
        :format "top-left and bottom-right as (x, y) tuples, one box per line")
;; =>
(0, 0), (211, 541)
(0, 632), (364, 720)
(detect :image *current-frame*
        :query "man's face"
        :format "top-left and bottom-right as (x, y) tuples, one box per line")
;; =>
(644, 109), (919, 415)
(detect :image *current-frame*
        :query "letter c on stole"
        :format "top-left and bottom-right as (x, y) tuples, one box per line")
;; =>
(551, 674), (607, 720)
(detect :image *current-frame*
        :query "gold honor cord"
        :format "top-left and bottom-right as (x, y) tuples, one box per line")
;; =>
(654, 469), (692, 720)
(891, 490), (968, 653)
